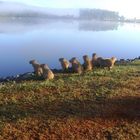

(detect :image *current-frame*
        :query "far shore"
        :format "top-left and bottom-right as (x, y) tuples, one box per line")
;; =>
(0, 16), (140, 24)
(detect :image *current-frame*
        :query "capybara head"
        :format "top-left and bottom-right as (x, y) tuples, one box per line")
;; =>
(111, 57), (117, 63)
(83, 55), (89, 61)
(29, 60), (37, 64)
(69, 57), (77, 63)
(59, 58), (65, 62)
(40, 64), (49, 70)
(92, 53), (97, 58)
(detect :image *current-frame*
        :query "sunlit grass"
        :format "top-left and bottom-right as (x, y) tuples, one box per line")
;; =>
(0, 60), (140, 139)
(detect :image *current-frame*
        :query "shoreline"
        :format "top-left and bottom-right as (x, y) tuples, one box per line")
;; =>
(0, 57), (140, 83)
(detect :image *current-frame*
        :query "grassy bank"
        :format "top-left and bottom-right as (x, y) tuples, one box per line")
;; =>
(0, 61), (140, 140)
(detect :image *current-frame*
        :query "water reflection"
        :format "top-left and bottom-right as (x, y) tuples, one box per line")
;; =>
(79, 20), (119, 31)
(0, 18), (140, 77)
(0, 18), (120, 34)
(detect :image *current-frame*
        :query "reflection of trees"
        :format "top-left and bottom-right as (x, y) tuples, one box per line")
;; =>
(0, 18), (119, 33)
(79, 20), (119, 31)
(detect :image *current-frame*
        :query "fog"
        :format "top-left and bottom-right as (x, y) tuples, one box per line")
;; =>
(0, 1), (79, 16)
(1, 0), (140, 18)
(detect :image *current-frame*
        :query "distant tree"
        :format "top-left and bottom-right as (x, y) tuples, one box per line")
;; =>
(79, 9), (120, 21)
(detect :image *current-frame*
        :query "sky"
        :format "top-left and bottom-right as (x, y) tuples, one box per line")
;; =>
(2, 0), (140, 18)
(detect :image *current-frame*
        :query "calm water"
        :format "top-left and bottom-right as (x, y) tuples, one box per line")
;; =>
(0, 18), (140, 77)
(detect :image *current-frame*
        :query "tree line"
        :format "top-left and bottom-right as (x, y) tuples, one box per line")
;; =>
(79, 9), (124, 21)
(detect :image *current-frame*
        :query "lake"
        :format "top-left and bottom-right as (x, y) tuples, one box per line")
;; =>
(0, 18), (140, 77)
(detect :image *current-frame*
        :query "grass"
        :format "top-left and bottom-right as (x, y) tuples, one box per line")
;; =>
(0, 61), (140, 140)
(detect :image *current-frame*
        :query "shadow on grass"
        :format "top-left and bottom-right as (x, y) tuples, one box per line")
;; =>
(0, 96), (140, 122)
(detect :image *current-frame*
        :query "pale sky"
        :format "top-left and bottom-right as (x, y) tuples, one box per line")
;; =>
(2, 0), (140, 18)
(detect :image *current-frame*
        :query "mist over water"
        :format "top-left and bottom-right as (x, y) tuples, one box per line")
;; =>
(0, 18), (140, 77)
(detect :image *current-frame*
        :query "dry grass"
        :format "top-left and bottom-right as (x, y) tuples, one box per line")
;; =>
(0, 61), (140, 140)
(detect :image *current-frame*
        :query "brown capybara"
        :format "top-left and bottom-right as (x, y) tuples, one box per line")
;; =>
(59, 58), (70, 71)
(98, 57), (117, 70)
(29, 60), (43, 76)
(83, 55), (92, 71)
(41, 64), (54, 80)
(92, 53), (102, 67)
(69, 57), (83, 74)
